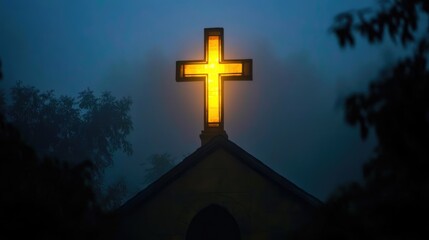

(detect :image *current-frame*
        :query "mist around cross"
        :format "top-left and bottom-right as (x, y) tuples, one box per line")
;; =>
(0, 0), (399, 201)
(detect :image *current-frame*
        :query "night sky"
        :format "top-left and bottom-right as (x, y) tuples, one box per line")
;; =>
(0, 0), (400, 201)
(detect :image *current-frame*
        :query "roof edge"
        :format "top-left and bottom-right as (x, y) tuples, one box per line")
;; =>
(116, 136), (322, 215)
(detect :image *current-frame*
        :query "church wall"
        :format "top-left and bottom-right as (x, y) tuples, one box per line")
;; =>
(117, 148), (314, 240)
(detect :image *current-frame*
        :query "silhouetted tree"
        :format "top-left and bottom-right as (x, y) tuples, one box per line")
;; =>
(4, 83), (133, 209)
(331, 0), (429, 47)
(291, 1), (429, 239)
(6, 82), (133, 171)
(0, 136), (100, 239)
(0, 67), (113, 239)
(142, 153), (176, 184)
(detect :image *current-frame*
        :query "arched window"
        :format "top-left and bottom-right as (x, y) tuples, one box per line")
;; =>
(186, 204), (241, 240)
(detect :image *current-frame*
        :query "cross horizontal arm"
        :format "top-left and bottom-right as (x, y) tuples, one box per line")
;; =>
(176, 59), (252, 82)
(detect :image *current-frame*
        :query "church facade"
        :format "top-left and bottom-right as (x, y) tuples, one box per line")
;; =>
(115, 136), (321, 240)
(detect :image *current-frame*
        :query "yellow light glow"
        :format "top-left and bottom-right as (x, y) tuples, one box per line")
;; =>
(183, 36), (243, 125)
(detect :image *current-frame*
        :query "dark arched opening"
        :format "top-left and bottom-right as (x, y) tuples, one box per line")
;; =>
(186, 204), (241, 240)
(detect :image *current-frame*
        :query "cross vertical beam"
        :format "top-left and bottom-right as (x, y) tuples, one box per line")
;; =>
(176, 28), (252, 145)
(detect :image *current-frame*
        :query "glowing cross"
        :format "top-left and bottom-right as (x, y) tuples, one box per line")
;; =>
(176, 28), (252, 142)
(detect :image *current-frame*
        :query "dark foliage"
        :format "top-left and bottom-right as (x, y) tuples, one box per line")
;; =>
(0, 64), (123, 239)
(6, 83), (133, 171)
(0, 78), (113, 239)
(292, 51), (429, 239)
(292, 1), (429, 239)
(4, 83), (132, 210)
(0, 115), (123, 239)
(332, 0), (429, 47)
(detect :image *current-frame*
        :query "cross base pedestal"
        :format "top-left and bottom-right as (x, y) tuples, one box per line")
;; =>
(200, 128), (228, 145)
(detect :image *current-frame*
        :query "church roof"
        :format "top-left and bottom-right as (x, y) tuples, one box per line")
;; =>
(117, 136), (322, 214)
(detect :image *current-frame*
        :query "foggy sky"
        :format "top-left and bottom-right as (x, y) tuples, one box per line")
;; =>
(0, 0), (399, 201)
